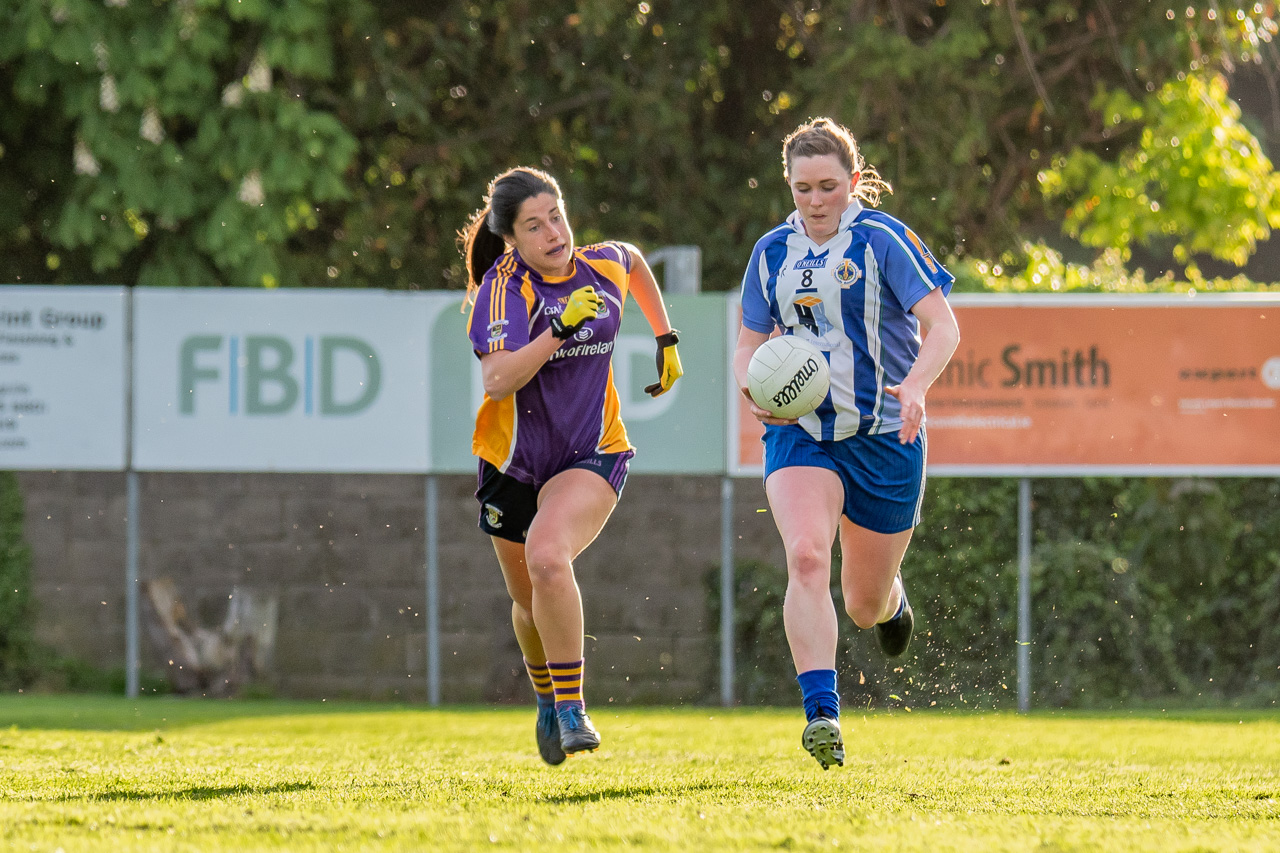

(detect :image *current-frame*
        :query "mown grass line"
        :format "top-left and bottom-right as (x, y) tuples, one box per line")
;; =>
(1, 696), (1277, 851)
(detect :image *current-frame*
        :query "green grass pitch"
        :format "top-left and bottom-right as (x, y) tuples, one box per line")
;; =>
(1, 695), (1277, 851)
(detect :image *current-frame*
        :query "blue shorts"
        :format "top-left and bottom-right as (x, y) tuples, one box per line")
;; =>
(762, 424), (925, 534)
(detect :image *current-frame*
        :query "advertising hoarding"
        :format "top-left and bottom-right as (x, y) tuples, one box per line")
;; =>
(132, 288), (430, 473)
(0, 286), (127, 470)
(731, 294), (1280, 476)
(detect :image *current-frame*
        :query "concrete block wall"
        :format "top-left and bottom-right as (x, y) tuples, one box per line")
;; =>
(18, 471), (786, 706)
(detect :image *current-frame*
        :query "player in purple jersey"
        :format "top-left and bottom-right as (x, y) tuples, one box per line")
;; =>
(459, 167), (682, 764)
(732, 118), (960, 769)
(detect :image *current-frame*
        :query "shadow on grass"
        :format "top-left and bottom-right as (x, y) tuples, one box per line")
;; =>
(541, 780), (728, 805)
(55, 781), (316, 803)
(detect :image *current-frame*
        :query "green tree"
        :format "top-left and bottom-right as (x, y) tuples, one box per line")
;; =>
(800, 1), (1280, 268)
(2, 1), (1277, 289)
(1041, 73), (1280, 272)
(306, 0), (803, 290)
(0, 0), (361, 287)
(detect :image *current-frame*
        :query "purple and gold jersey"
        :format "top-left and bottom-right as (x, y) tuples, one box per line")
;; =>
(468, 242), (634, 486)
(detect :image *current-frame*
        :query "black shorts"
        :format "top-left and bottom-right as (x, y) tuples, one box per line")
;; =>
(475, 451), (635, 544)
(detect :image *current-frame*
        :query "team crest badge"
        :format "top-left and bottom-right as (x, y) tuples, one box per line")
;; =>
(484, 504), (503, 529)
(835, 259), (861, 287)
(486, 319), (508, 343)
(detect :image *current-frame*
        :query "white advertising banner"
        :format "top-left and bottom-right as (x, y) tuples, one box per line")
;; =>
(0, 285), (127, 470)
(132, 289), (429, 473)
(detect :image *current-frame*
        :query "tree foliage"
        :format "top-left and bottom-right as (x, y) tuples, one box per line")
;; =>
(0, 0), (361, 287)
(2, 1), (1278, 290)
(1041, 74), (1280, 271)
(801, 1), (1280, 267)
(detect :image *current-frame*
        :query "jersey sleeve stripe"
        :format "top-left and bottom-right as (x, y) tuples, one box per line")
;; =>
(860, 220), (937, 288)
(862, 244), (888, 432)
(490, 254), (519, 354)
(519, 269), (537, 330)
(489, 262), (503, 353)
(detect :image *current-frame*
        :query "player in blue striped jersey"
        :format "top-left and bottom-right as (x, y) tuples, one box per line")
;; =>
(733, 118), (960, 769)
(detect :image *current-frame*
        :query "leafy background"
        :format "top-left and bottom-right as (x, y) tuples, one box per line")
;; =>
(3, 1), (1280, 290)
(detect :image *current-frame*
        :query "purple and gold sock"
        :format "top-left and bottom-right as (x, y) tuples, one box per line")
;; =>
(524, 658), (555, 709)
(548, 658), (585, 712)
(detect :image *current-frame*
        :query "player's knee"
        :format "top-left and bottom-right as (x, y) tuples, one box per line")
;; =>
(785, 542), (831, 586)
(844, 593), (882, 629)
(523, 541), (573, 587)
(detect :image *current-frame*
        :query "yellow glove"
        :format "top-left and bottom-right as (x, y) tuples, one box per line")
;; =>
(644, 330), (683, 397)
(550, 285), (604, 339)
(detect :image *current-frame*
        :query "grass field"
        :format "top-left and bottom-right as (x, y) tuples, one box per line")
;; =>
(1, 696), (1277, 851)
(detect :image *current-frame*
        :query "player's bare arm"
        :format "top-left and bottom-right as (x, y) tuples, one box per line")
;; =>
(622, 243), (676, 337)
(885, 288), (960, 444)
(733, 325), (797, 425)
(479, 331), (564, 401)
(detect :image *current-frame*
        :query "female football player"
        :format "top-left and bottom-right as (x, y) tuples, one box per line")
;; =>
(732, 118), (960, 769)
(460, 167), (682, 764)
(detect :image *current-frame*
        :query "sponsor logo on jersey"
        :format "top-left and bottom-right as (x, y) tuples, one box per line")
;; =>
(792, 248), (830, 270)
(486, 319), (509, 343)
(835, 259), (861, 286)
(794, 293), (835, 337)
(484, 504), (503, 529)
(573, 327), (594, 342)
(548, 339), (616, 361)
(906, 228), (939, 273)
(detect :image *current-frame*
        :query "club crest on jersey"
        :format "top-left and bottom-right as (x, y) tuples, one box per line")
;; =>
(486, 319), (509, 343)
(906, 228), (939, 273)
(835, 259), (861, 287)
(484, 504), (503, 529)
(792, 248), (830, 271)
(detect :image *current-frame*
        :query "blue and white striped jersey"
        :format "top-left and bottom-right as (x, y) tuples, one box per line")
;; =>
(740, 200), (954, 440)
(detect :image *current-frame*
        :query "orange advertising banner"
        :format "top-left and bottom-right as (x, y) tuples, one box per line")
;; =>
(731, 294), (1280, 476)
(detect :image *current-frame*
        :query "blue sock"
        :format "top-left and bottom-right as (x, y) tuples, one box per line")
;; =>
(882, 579), (906, 623)
(796, 669), (839, 722)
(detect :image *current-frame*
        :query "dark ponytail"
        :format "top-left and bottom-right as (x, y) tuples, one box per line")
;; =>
(459, 167), (562, 306)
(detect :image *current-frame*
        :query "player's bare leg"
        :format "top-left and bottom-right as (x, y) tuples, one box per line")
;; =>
(522, 468), (617, 755)
(492, 538), (564, 765)
(765, 466), (846, 768)
(839, 521), (915, 656)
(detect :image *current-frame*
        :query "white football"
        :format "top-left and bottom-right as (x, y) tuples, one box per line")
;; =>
(747, 335), (831, 419)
